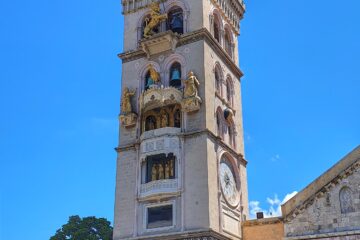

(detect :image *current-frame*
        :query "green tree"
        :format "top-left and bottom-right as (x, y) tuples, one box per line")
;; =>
(50, 215), (113, 240)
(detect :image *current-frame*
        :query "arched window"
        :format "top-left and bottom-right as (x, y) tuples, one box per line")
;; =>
(224, 29), (233, 58)
(226, 78), (232, 105)
(169, 62), (182, 88)
(145, 115), (157, 131)
(215, 67), (221, 95)
(228, 123), (236, 148)
(168, 7), (184, 34)
(340, 187), (355, 214)
(213, 15), (221, 43)
(216, 112), (222, 138)
(174, 109), (181, 128)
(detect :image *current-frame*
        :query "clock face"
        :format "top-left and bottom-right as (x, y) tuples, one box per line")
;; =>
(220, 161), (239, 207)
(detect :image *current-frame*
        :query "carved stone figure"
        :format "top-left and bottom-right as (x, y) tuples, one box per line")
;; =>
(184, 71), (200, 98)
(121, 88), (136, 114)
(158, 164), (164, 180)
(165, 162), (170, 179)
(182, 71), (202, 113)
(147, 65), (161, 88)
(160, 112), (169, 128)
(151, 164), (157, 181)
(119, 88), (137, 128)
(143, 2), (168, 38)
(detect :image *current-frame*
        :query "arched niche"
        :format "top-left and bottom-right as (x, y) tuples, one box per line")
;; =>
(214, 62), (224, 97)
(163, 53), (186, 87)
(138, 62), (161, 92)
(164, 0), (190, 33)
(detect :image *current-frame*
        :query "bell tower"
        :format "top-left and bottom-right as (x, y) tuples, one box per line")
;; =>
(114, 1), (248, 239)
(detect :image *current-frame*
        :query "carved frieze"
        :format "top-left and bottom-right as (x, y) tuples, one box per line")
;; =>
(141, 31), (179, 58)
(141, 87), (183, 112)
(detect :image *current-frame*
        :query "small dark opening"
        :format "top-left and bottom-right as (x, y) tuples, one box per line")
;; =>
(147, 205), (173, 229)
(256, 212), (264, 219)
(169, 62), (182, 88)
(168, 8), (183, 34)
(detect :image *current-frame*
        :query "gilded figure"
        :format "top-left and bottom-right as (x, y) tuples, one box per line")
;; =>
(143, 2), (168, 38)
(165, 162), (170, 179)
(158, 164), (164, 179)
(147, 65), (160, 87)
(121, 88), (136, 114)
(151, 164), (158, 181)
(184, 71), (200, 98)
(160, 112), (169, 128)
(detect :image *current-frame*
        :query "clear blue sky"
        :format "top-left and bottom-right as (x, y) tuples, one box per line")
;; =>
(0, 0), (359, 239)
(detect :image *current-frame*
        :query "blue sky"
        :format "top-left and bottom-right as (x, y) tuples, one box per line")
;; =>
(0, 0), (359, 239)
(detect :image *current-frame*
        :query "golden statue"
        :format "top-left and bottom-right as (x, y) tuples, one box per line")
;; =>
(184, 71), (200, 98)
(158, 164), (164, 179)
(151, 164), (158, 181)
(165, 162), (170, 179)
(143, 2), (168, 38)
(121, 88), (136, 114)
(170, 160), (174, 177)
(148, 65), (161, 84)
(160, 111), (168, 128)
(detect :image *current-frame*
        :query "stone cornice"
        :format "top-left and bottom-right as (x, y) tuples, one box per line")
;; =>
(243, 217), (283, 227)
(284, 230), (360, 240)
(118, 28), (244, 80)
(115, 128), (247, 166)
(122, 229), (233, 240)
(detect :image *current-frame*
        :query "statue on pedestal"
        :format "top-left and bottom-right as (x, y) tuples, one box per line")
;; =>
(182, 71), (202, 113)
(119, 88), (138, 128)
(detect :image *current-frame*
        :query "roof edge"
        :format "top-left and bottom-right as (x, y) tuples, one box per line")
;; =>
(281, 145), (360, 218)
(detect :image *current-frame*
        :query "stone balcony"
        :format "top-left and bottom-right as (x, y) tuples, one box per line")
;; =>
(139, 179), (179, 200)
(140, 87), (183, 112)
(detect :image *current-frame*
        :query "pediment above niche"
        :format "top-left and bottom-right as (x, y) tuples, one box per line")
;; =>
(140, 31), (179, 58)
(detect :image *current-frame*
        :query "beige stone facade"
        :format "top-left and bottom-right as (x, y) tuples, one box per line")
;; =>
(243, 218), (284, 240)
(114, 0), (247, 239)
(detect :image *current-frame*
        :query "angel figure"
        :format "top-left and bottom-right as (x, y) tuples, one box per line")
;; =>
(184, 71), (200, 98)
(121, 88), (136, 114)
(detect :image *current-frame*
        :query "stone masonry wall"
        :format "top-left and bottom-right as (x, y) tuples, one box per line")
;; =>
(243, 218), (284, 240)
(285, 165), (360, 238)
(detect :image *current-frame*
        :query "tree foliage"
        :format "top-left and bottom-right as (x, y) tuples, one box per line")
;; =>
(50, 215), (113, 240)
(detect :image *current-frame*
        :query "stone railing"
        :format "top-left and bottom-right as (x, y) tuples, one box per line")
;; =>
(140, 86), (183, 112)
(140, 179), (178, 199)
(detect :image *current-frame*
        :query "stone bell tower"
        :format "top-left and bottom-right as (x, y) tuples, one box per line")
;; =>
(114, 0), (248, 239)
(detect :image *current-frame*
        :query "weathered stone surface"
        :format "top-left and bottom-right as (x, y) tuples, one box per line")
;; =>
(243, 217), (284, 240)
(282, 146), (360, 239)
